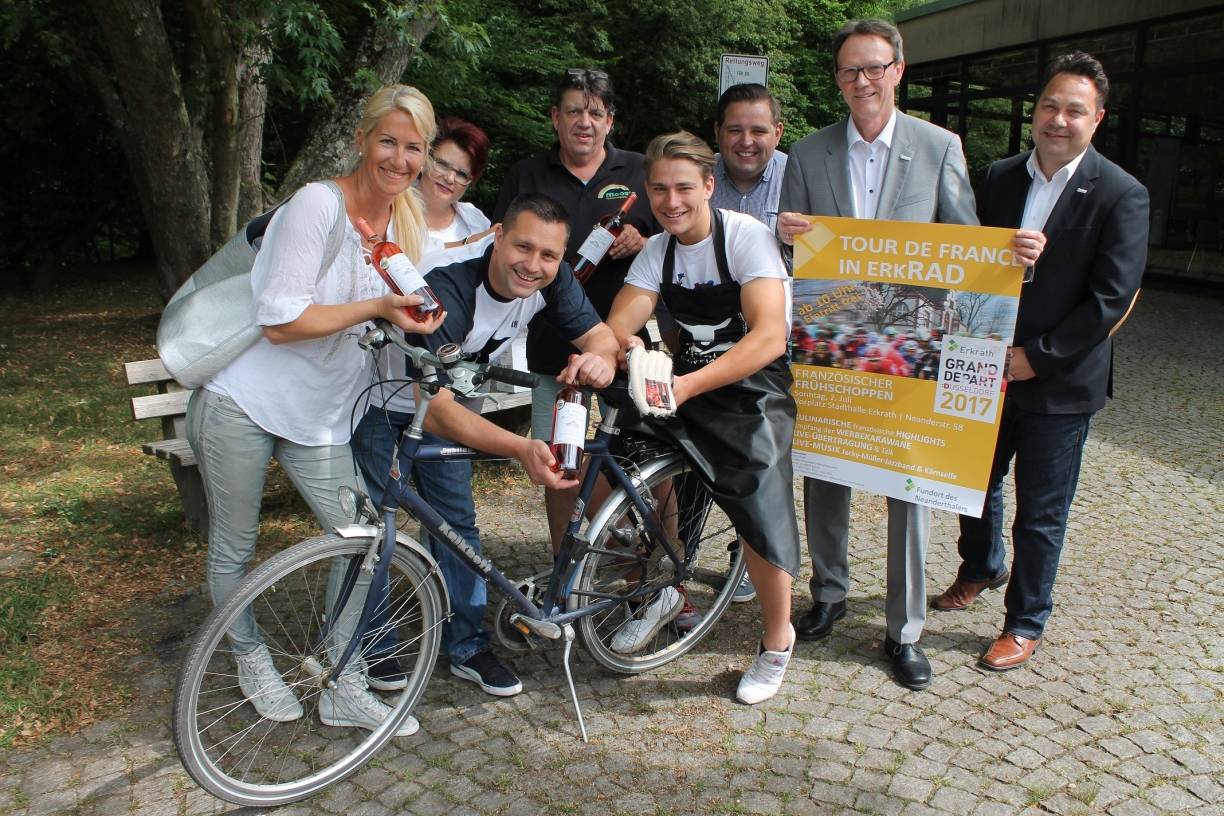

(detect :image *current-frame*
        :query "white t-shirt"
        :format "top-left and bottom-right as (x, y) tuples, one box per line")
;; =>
(419, 201), (493, 272)
(626, 208), (791, 335)
(381, 201), (494, 414)
(208, 182), (389, 446)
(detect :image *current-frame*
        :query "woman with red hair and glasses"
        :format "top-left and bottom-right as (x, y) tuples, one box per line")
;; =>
(418, 117), (494, 263)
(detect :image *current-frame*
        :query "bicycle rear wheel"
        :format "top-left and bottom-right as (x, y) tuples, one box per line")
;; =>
(172, 534), (444, 806)
(573, 454), (744, 673)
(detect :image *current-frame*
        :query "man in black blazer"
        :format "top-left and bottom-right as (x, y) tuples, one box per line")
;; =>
(931, 52), (1149, 671)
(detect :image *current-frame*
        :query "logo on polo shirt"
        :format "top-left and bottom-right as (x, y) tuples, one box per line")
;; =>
(597, 184), (633, 200)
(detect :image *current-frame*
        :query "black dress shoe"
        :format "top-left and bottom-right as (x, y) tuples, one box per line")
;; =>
(884, 636), (932, 690)
(796, 600), (846, 641)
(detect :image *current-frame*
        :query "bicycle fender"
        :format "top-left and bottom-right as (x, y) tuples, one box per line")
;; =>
(332, 525), (452, 619)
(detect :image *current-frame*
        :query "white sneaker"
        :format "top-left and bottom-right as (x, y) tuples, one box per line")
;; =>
(235, 644), (303, 722)
(736, 624), (796, 705)
(319, 673), (419, 737)
(611, 586), (683, 654)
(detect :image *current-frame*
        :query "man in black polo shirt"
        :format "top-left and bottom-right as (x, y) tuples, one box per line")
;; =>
(492, 68), (656, 549)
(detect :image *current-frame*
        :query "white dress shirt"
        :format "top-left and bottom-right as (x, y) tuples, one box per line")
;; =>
(847, 111), (897, 220)
(1021, 148), (1087, 231)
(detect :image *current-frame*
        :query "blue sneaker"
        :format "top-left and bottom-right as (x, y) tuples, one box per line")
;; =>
(729, 547), (755, 603)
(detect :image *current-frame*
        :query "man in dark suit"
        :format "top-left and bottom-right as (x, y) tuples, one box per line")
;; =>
(931, 52), (1149, 671)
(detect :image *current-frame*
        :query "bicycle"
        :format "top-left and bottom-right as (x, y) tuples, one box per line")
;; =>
(172, 320), (746, 806)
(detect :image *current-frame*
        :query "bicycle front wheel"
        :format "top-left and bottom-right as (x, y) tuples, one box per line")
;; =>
(172, 534), (444, 807)
(573, 454), (744, 673)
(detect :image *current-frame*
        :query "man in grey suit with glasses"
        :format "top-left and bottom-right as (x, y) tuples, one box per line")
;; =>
(778, 18), (1042, 690)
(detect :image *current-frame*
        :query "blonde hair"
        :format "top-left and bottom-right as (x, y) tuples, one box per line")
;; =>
(357, 85), (437, 262)
(644, 130), (716, 181)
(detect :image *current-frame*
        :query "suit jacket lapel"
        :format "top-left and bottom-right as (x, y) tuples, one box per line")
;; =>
(824, 123), (853, 217)
(876, 113), (913, 220)
(1042, 145), (1100, 240)
(996, 154), (1031, 227)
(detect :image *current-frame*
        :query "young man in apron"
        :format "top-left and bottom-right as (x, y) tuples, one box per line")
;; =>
(606, 131), (800, 704)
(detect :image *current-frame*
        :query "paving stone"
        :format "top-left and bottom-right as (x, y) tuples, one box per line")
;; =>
(930, 785), (979, 813)
(1107, 797), (1163, 816)
(1144, 785), (1204, 812)
(887, 774), (934, 802)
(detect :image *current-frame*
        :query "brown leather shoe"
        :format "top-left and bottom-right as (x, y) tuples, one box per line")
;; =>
(930, 570), (1009, 611)
(979, 632), (1040, 671)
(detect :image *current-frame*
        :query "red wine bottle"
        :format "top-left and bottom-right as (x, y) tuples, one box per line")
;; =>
(354, 217), (443, 321)
(549, 384), (589, 478)
(572, 192), (638, 283)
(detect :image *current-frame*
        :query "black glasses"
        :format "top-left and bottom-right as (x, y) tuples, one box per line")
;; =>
(429, 155), (473, 186)
(835, 60), (896, 85)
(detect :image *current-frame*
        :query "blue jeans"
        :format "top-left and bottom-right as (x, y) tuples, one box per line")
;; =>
(957, 402), (1092, 640)
(351, 409), (489, 665)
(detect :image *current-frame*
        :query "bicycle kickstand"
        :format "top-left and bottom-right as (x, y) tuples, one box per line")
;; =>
(560, 624), (588, 743)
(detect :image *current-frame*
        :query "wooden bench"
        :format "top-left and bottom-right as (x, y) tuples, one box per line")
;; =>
(124, 358), (535, 536)
(125, 358), (209, 534)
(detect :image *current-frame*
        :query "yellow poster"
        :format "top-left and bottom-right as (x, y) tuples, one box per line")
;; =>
(791, 216), (1024, 517)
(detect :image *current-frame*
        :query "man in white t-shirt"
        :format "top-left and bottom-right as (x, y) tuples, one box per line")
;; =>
(607, 131), (799, 705)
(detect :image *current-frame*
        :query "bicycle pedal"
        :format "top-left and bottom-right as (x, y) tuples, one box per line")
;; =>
(297, 656), (328, 687)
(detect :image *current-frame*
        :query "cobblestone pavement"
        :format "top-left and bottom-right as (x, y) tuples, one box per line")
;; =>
(2, 287), (1220, 816)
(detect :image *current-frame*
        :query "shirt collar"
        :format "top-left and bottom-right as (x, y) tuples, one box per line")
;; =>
(1026, 147), (1087, 184)
(847, 110), (897, 151)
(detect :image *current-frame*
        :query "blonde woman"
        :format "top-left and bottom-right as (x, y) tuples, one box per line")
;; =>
(185, 85), (443, 734)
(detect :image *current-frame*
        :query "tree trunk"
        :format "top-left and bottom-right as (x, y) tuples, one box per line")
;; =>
(237, 19), (272, 223)
(187, 0), (241, 247)
(277, 5), (440, 195)
(86, 0), (213, 298)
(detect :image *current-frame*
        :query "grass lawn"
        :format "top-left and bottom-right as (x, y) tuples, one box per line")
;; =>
(0, 264), (527, 747)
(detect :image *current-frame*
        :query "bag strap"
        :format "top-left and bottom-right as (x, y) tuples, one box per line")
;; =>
(245, 180), (347, 283)
(315, 179), (348, 284)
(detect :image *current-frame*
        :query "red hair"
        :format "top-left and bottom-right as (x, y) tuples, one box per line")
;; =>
(435, 117), (491, 183)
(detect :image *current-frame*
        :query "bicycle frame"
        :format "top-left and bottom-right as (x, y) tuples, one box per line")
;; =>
(326, 385), (690, 683)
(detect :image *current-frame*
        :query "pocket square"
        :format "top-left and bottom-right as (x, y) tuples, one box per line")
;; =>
(1076, 187), (1088, 194)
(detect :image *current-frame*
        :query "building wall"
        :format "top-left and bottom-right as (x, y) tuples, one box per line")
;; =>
(898, 0), (1222, 65)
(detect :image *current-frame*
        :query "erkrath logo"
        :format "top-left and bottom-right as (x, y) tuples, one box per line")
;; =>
(905, 478), (916, 492)
(947, 339), (959, 352)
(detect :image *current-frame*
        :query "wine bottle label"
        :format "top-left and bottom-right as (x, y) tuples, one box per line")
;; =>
(552, 401), (587, 448)
(382, 253), (428, 295)
(576, 226), (615, 265)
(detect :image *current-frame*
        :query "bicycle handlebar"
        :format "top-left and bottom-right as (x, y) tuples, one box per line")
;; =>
(361, 319), (541, 398)
(486, 365), (540, 390)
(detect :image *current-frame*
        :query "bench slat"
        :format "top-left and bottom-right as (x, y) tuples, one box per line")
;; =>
(142, 438), (197, 467)
(126, 358), (173, 385)
(132, 390), (191, 421)
(478, 391), (533, 413)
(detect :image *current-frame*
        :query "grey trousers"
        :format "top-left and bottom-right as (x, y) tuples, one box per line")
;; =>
(186, 389), (362, 655)
(803, 476), (929, 644)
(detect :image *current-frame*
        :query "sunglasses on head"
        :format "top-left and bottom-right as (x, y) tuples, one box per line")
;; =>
(566, 68), (609, 82)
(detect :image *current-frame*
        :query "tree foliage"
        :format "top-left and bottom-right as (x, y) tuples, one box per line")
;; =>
(1, 0), (918, 298)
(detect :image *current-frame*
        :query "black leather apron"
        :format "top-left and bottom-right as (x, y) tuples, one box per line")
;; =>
(629, 208), (800, 575)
